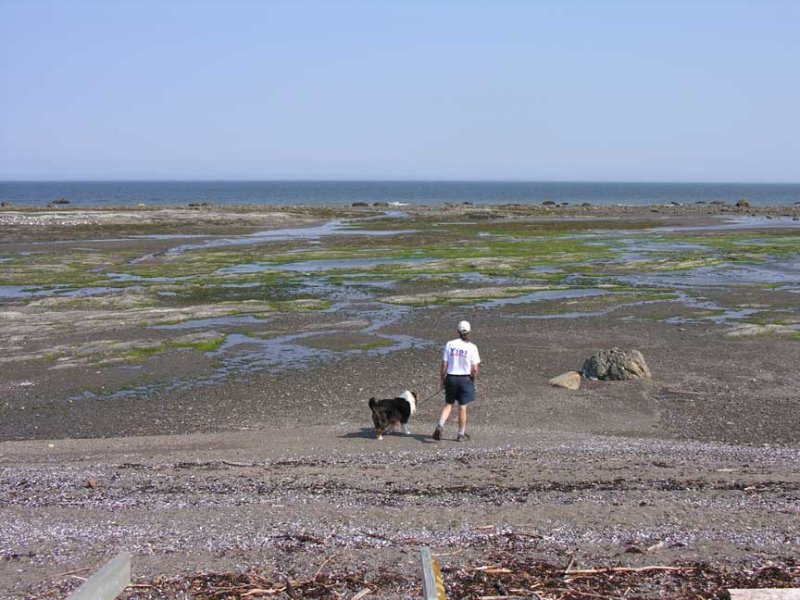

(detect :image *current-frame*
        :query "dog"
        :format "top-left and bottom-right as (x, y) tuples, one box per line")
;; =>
(368, 390), (418, 440)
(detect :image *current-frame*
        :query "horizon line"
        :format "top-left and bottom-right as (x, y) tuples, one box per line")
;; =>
(2, 178), (800, 186)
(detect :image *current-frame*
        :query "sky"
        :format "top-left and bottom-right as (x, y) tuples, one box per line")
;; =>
(1, 1), (798, 182)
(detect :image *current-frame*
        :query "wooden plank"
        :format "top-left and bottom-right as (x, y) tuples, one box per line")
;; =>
(728, 590), (800, 600)
(67, 551), (131, 600)
(420, 547), (446, 600)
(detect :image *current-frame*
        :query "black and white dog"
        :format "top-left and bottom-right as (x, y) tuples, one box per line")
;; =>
(368, 390), (418, 440)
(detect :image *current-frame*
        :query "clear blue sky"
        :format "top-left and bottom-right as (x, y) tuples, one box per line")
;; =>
(1, 0), (798, 182)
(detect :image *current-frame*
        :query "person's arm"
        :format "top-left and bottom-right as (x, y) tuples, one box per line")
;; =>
(470, 344), (481, 381)
(440, 360), (448, 388)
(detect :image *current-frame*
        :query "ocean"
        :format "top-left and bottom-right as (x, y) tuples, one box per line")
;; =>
(1, 180), (799, 207)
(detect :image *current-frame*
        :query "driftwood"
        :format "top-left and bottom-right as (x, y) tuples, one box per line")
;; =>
(728, 591), (800, 599)
(38, 551), (800, 599)
(565, 565), (687, 575)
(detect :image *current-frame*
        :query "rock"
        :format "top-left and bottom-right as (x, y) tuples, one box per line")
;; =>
(542, 200), (556, 206)
(549, 371), (581, 390)
(735, 198), (750, 208)
(0, 201), (12, 208)
(351, 202), (369, 207)
(710, 200), (726, 206)
(51, 198), (70, 205)
(85, 479), (98, 489)
(581, 348), (651, 380)
(725, 324), (794, 337)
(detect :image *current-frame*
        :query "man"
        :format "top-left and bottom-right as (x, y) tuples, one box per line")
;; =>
(433, 320), (481, 442)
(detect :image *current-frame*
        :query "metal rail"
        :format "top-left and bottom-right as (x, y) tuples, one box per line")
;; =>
(66, 551), (131, 600)
(420, 546), (446, 600)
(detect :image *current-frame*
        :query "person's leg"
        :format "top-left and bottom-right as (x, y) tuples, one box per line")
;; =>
(434, 376), (459, 439)
(457, 378), (475, 440)
(457, 404), (468, 433)
(433, 403), (451, 439)
(438, 403), (453, 426)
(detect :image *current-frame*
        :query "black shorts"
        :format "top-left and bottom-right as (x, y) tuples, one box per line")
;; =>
(444, 375), (476, 405)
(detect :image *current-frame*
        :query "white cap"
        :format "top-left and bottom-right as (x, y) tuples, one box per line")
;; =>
(457, 320), (471, 334)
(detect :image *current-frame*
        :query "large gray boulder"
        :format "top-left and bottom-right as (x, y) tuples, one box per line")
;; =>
(581, 348), (651, 380)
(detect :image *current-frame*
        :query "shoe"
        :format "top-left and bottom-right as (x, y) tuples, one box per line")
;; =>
(432, 426), (443, 441)
(457, 433), (471, 442)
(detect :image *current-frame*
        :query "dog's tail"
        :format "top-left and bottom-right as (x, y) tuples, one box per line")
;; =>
(368, 397), (377, 413)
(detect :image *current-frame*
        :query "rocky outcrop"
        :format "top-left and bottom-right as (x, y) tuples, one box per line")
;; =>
(581, 348), (651, 380)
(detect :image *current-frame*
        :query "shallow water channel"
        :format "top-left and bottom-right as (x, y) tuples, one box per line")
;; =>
(3, 213), (798, 405)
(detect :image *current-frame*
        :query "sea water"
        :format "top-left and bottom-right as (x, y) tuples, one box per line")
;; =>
(1, 180), (799, 207)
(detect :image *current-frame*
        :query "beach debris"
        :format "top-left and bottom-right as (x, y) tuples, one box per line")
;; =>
(548, 371), (581, 390)
(37, 557), (800, 599)
(728, 590), (800, 599)
(581, 347), (651, 380)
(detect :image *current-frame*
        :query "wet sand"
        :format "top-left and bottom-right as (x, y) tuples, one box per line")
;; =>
(1, 204), (798, 598)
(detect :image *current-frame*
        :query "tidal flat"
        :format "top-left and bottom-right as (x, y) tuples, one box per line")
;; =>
(1, 203), (799, 598)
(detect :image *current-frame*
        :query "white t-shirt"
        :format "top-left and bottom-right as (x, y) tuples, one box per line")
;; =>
(442, 338), (481, 375)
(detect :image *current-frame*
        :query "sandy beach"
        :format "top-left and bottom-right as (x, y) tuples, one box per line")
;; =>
(1, 203), (799, 598)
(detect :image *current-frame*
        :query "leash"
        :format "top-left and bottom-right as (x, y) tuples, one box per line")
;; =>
(417, 387), (443, 406)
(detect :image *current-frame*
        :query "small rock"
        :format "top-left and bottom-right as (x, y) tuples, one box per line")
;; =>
(0, 201), (12, 208)
(351, 202), (369, 207)
(548, 371), (581, 390)
(735, 198), (750, 208)
(85, 479), (98, 489)
(542, 200), (556, 206)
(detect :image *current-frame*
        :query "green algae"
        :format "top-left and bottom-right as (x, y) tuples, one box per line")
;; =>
(122, 334), (226, 361)
(743, 311), (799, 326)
(4, 215), (798, 348)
